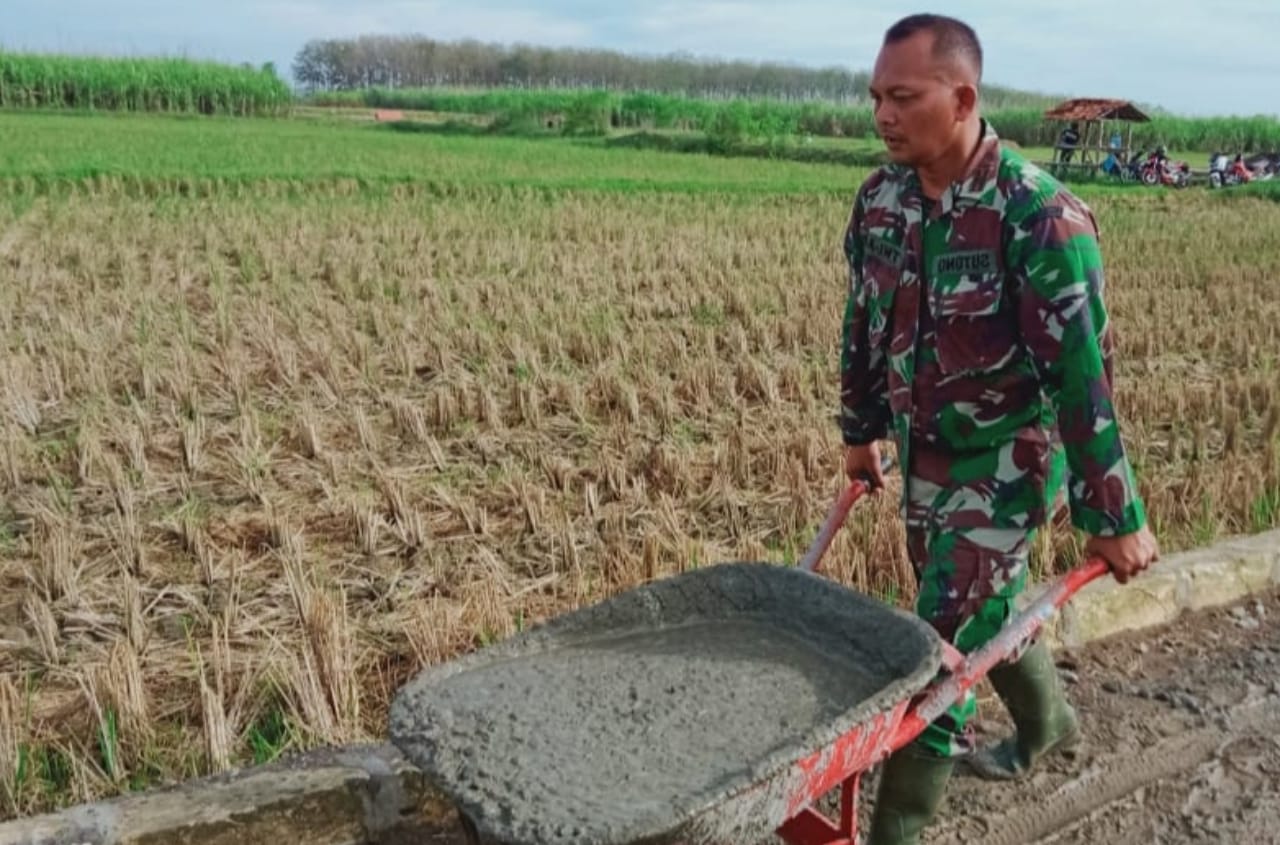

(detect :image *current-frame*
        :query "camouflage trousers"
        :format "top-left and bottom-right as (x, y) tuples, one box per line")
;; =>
(906, 512), (1030, 757)
(903, 443), (1067, 759)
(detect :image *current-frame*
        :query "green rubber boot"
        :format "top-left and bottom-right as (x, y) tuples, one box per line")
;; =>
(965, 638), (1082, 781)
(865, 740), (956, 845)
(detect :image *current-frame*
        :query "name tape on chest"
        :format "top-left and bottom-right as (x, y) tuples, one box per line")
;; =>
(933, 249), (999, 277)
(864, 234), (905, 269)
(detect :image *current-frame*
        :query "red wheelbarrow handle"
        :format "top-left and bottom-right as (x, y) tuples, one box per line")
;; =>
(892, 556), (1109, 745)
(800, 478), (1111, 748)
(800, 455), (894, 574)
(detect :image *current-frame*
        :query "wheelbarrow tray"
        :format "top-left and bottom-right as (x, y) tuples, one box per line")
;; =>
(389, 562), (943, 845)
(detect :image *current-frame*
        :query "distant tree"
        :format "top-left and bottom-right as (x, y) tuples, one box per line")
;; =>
(292, 40), (325, 89)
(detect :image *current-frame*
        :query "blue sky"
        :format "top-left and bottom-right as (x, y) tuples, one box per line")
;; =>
(6, 1), (1278, 117)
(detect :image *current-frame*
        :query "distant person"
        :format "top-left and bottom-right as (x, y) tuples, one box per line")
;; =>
(1056, 122), (1081, 162)
(1231, 153), (1254, 183)
(1144, 145), (1171, 180)
(842, 14), (1159, 843)
(1101, 150), (1124, 179)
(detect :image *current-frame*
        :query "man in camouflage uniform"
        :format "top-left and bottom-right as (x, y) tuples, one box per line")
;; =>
(839, 15), (1160, 845)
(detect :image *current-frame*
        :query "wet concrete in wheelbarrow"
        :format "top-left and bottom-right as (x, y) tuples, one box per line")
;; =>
(389, 563), (941, 845)
(386, 579), (1280, 845)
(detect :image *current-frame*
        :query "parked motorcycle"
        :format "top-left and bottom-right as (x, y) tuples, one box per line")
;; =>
(1210, 152), (1277, 188)
(1140, 154), (1191, 188)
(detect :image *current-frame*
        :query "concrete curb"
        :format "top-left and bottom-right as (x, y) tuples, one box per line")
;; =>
(1044, 528), (1280, 650)
(3, 529), (1278, 844)
(0, 745), (455, 845)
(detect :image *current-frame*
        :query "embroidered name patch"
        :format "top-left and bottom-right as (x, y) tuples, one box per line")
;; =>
(933, 249), (998, 277)
(865, 235), (904, 269)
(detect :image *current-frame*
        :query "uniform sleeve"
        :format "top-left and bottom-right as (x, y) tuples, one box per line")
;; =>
(840, 191), (891, 446)
(1008, 194), (1147, 537)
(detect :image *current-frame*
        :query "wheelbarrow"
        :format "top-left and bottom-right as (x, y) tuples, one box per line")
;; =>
(389, 472), (1110, 845)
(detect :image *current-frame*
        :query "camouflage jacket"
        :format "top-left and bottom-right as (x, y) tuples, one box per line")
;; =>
(840, 121), (1147, 538)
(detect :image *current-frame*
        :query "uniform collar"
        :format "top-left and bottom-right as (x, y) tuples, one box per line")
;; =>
(948, 119), (1002, 214)
(890, 120), (1002, 216)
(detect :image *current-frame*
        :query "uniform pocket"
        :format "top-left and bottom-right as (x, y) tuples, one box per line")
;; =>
(932, 271), (1021, 376)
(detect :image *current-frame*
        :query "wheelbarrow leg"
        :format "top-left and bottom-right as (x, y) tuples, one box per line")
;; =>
(458, 811), (482, 845)
(840, 774), (859, 836)
(775, 773), (861, 845)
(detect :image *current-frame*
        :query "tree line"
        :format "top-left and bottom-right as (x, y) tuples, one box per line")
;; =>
(291, 34), (1059, 110)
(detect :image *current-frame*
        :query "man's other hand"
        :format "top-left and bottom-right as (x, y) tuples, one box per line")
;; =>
(844, 443), (886, 491)
(1086, 526), (1160, 584)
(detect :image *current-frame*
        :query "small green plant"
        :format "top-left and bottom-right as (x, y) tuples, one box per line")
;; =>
(767, 527), (814, 567)
(126, 752), (164, 793)
(878, 583), (902, 607)
(4, 743), (32, 812)
(691, 302), (724, 327)
(1251, 486), (1280, 532)
(96, 708), (121, 781)
(0, 519), (17, 554)
(672, 421), (705, 445)
(1191, 493), (1219, 546)
(247, 705), (290, 766)
(45, 470), (75, 514)
(36, 745), (72, 797)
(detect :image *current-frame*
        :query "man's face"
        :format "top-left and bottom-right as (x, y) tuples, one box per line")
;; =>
(869, 32), (971, 166)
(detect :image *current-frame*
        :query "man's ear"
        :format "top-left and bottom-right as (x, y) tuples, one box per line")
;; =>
(955, 83), (978, 121)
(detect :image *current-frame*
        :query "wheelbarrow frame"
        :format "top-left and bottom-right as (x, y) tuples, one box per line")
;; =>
(775, 478), (1108, 845)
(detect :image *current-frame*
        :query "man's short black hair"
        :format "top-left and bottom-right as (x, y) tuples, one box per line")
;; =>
(885, 14), (983, 81)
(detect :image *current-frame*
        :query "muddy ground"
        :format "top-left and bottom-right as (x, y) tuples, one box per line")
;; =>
(383, 587), (1280, 845)
(930, 588), (1280, 845)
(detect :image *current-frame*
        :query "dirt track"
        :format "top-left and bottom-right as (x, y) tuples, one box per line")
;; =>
(929, 589), (1280, 845)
